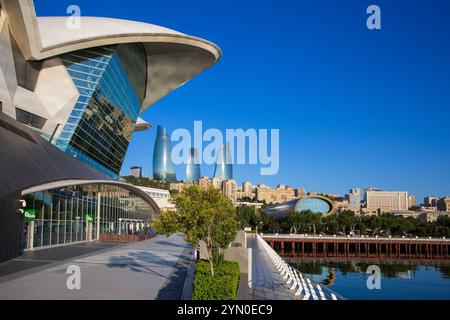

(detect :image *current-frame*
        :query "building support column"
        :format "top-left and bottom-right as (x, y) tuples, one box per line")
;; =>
(87, 222), (93, 241)
(97, 193), (101, 240)
(27, 221), (35, 249)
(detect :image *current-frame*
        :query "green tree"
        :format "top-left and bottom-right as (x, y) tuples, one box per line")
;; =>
(337, 211), (358, 235)
(237, 206), (259, 229)
(285, 210), (322, 234)
(322, 214), (339, 235)
(152, 185), (240, 276)
(285, 211), (303, 234)
(361, 215), (381, 236)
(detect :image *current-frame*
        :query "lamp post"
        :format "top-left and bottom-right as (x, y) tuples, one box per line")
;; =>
(256, 221), (263, 235)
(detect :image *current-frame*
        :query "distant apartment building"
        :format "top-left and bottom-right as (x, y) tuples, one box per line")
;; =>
(419, 206), (437, 212)
(197, 176), (224, 190)
(243, 181), (254, 194)
(236, 191), (256, 200)
(334, 198), (350, 212)
(236, 181), (255, 200)
(222, 179), (237, 202)
(256, 184), (296, 204)
(437, 197), (450, 212)
(169, 182), (190, 193)
(391, 210), (422, 219)
(294, 188), (305, 198)
(348, 188), (361, 209)
(137, 187), (174, 211)
(198, 176), (212, 190)
(424, 196), (440, 207)
(130, 166), (143, 178)
(365, 190), (409, 212)
(211, 177), (223, 189)
(420, 211), (450, 222)
(408, 194), (415, 208)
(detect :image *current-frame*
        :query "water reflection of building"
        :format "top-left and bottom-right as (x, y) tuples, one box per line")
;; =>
(395, 271), (413, 279)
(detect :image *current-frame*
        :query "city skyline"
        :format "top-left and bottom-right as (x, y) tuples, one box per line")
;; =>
(34, 0), (450, 203)
(1, 0), (450, 303)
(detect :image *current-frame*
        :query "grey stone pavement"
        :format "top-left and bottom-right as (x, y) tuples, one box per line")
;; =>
(248, 235), (301, 300)
(0, 234), (192, 300)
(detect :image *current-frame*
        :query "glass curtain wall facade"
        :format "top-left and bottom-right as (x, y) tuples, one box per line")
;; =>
(153, 125), (177, 182)
(21, 184), (156, 250)
(214, 143), (233, 181)
(185, 148), (201, 182)
(296, 198), (332, 215)
(54, 45), (145, 179)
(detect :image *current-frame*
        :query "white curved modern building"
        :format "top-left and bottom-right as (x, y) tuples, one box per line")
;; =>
(0, 0), (220, 262)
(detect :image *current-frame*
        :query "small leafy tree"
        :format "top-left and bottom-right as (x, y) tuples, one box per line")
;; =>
(152, 185), (240, 276)
(237, 206), (259, 229)
(337, 211), (358, 235)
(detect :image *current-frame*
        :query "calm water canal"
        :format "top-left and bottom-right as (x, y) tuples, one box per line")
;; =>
(289, 259), (450, 300)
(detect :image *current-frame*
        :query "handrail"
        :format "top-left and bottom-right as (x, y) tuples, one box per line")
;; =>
(261, 234), (450, 242)
(256, 234), (345, 300)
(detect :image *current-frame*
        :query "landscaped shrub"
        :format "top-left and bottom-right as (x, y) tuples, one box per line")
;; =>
(193, 260), (240, 300)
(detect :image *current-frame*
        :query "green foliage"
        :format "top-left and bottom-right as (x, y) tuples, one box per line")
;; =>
(193, 260), (240, 300)
(262, 210), (450, 238)
(283, 210), (323, 234)
(152, 185), (240, 276)
(236, 205), (260, 228)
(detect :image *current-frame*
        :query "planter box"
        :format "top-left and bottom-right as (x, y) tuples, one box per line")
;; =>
(99, 233), (156, 242)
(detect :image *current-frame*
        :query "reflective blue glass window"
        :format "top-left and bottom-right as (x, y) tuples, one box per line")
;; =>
(55, 46), (144, 179)
(296, 198), (331, 214)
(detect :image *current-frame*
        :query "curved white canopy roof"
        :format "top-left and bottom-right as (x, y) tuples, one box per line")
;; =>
(2, 0), (221, 112)
(21, 179), (161, 213)
(35, 16), (220, 60)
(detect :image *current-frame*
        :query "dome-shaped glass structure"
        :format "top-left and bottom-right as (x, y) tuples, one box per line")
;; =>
(296, 197), (332, 214)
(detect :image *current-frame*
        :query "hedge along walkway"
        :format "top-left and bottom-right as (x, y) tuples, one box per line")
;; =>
(248, 235), (302, 300)
(0, 234), (192, 300)
(192, 260), (240, 300)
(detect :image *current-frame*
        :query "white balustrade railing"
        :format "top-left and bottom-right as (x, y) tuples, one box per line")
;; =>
(256, 234), (343, 300)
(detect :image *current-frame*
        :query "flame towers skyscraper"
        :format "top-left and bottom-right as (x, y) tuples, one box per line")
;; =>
(214, 143), (233, 181)
(186, 148), (201, 183)
(153, 125), (177, 182)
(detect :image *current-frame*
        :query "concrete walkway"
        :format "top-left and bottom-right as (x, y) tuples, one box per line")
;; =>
(0, 234), (193, 300)
(248, 236), (301, 300)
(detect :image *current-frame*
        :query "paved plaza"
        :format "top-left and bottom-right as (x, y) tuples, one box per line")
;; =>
(248, 236), (301, 300)
(0, 234), (193, 300)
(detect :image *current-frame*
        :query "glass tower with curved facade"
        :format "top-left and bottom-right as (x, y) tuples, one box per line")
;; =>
(54, 45), (146, 179)
(0, 0), (220, 263)
(153, 125), (177, 182)
(186, 148), (201, 183)
(214, 143), (233, 181)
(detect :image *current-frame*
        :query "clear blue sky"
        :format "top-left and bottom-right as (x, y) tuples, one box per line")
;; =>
(35, 0), (450, 202)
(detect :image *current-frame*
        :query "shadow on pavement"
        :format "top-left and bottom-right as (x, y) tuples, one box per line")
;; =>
(105, 248), (192, 300)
